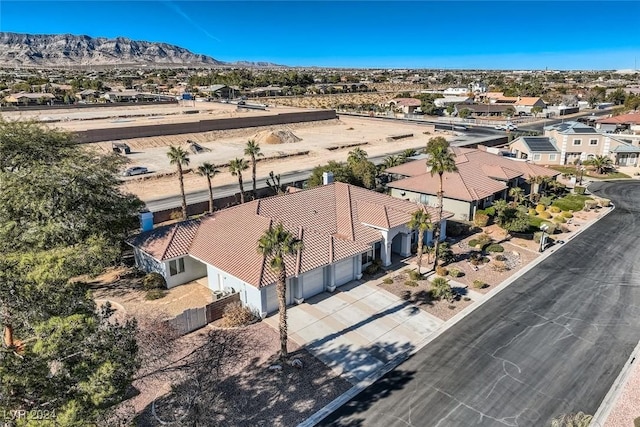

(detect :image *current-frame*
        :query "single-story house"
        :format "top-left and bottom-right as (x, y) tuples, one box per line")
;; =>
(128, 182), (452, 317)
(453, 103), (515, 117)
(387, 98), (422, 114)
(596, 112), (640, 134)
(385, 147), (559, 221)
(4, 92), (55, 105)
(435, 96), (474, 108)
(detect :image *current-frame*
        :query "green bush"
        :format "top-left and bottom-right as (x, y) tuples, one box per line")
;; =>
(549, 206), (561, 213)
(484, 206), (496, 217)
(533, 231), (542, 243)
(382, 277), (393, 285)
(486, 244), (504, 253)
(472, 279), (486, 289)
(404, 280), (418, 287)
(431, 277), (454, 300)
(552, 194), (589, 211)
(634, 416), (640, 427)
(143, 272), (167, 291)
(145, 289), (167, 300)
(535, 204), (546, 213)
(473, 213), (489, 227)
(539, 196), (553, 206)
(468, 239), (479, 248)
(539, 211), (552, 219)
(528, 208), (537, 216)
(408, 270), (422, 280)
(562, 211), (573, 218)
(553, 216), (566, 223)
(574, 186), (586, 195)
(449, 267), (462, 278)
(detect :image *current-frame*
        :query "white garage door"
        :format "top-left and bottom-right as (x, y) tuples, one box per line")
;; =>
(335, 258), (355, 287)
(302, 267), (325, 299)
(265, 282), (292, 314)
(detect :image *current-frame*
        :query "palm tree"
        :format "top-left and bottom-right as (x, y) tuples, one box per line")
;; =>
(526, 175), (546, 203)
(229, 158), (249, 204)
(584, 155), (613, 175)
(399, 149), (418, 163)
(196, 162), (220, 213)
(407, 208), (433, 274)
(244, 139), (263, 199)
(508, 187), (525, 206)
(257, 222), (304, 360)
(425, 140), (458, 271)
(347, 147), (368, 166)
(383, 155), (402, 169)
(167, 145), (190, 220)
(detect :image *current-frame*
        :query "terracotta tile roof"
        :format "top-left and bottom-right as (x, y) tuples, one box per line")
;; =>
(386, 147), (559, 202)
(389, 97), (422, 107)
(127, 219), (200, 261)
(515, 97), (544, 106)
(597, 112), (640, 125)
(187, 183), (448, 289)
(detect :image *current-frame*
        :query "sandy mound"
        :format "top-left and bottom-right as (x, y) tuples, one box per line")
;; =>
(253, 129), (302, 145)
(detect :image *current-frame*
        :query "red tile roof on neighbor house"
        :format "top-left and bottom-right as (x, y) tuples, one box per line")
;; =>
(134, 183), (452, 289)
(389, 97), (422, 107)
(386, 147), (559, 202)
(597, 112), (640, 125)
(128, 219), (200, 261)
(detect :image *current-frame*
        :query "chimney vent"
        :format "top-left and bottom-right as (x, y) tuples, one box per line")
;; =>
(322, 171), (334, 185)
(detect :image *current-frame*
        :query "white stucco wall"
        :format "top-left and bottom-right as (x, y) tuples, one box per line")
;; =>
(389, 188), (473, 220)
(163, 256), (207, 289)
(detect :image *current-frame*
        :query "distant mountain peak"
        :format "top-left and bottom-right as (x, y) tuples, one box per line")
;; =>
(0, 32), (226, 67)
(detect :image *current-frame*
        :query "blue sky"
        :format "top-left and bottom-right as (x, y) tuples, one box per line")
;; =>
(1, 1), (639, 70)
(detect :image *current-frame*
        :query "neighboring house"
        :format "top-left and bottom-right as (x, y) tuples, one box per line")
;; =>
(103, 91), (175, 102)
(250, 85), (283, 96)
(510, 121), (640, 166)
(128, 182), (452, 317)
(596, 112), (640, 134)
(76, 89), (99, 102)
(435, 96), (474, 108)
(388, 98), (422, 114)
(4, 92), (55, 105)
(453, 103), (515, 117)
(443, 87), (470, 96)
(492, 96), (546, 115)
(385, 147), (559, 221)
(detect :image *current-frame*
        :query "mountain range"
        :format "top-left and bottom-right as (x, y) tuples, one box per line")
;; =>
(0, 32), (281, 68)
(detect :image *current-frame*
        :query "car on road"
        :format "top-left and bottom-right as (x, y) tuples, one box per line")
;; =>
(494, 123), (518, 131)
(122, 166), (149, 177)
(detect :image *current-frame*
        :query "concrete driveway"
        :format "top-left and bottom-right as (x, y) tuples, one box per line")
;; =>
(265, 279), (443, 383)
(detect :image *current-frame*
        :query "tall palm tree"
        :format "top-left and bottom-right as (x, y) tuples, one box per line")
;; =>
(526, 175), (546, 202)
(167, 145), (190, 220)
(508, 187), (525, 206)
(244, 139), (263, 199)
(196, 162), (220, 213)
(399, 148), (418, 163)
(425, 140), (458, 271)
(257, 222), (304, 360)
(229, 158), (249, 204)
(407, 208), (433, 274)
(347, 147), (368, 166)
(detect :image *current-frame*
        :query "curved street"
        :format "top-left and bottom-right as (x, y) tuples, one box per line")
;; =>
(321, 181), (640, 427)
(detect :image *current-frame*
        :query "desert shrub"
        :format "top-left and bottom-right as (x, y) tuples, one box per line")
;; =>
(574, 186), (586, 195)
(408, 270), (423, 280)
(533, 231), (543, 243)
(552, 194), (589, 211)
(365, 260), (382, 275)
(449, 267), (461, 278)
(477, 233), (493, 245)
(584, 200), (598, 211)
(494, 254), (506, 261)
(562, 211), (573, 218)
(486, 244), (504, 253)
(404, 280), (418, 287)
(539, 196), (553, 206)
(468, 239), (479, 248)
(559, 225), (570, 233)
(598, 198), (611, 207)
(635, 416), (640, 427)
(472, 279), (486, 289)
(463, 297), (471, 301)
(484, 206), (496, 217)
(448, 305), (456, 310)
(145, 289), (167, 300)
(437, 242), (456, 264)
(473, 213), (489, 227)
(143, 272), (167, 291)
(435, 265), (448, 276)
(431, 277), (454, 301)
(382, 277), (393, 285)
(553, 216), (566, 223)
(549, 206), (561, 213)
(539, 211), (552, 219)
(535, 204), (546, 213)
(491, 260), (509, 272)
(222, 301), (257, 328)
(528, 208), (537, 216)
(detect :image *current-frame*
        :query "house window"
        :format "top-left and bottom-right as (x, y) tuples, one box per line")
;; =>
(533, 154), (541, 161)
(590, 139), (598, 146)
(549, 154), (557, 161)
(362, 249), (374, 266)
(169, 258), (185, 276)
(573, 139), (582, 146)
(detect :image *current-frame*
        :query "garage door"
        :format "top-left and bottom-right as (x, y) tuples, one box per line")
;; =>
(302, 267), (325, 299)
(265, 281), (292, 314)
(335, 258), (355, 287)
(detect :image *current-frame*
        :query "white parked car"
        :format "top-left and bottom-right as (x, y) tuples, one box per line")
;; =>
(122, 166), (149, 176)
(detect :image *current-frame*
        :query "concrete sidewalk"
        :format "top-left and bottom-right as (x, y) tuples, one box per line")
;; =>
(264, 279), (443, 384)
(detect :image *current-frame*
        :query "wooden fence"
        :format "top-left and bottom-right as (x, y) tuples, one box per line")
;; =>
(166, 292), (241, 335)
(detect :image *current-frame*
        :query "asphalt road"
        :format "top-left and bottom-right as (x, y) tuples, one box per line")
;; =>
(320, 180), (640, 427)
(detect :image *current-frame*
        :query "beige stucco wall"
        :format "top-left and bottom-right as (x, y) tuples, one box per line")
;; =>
(389, 188), (474, 220)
